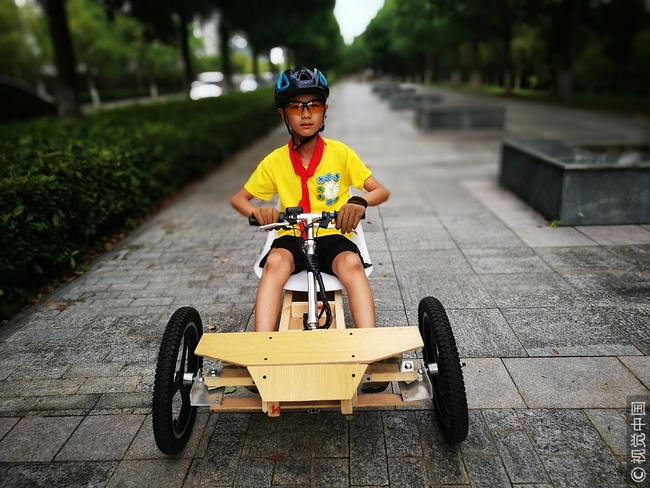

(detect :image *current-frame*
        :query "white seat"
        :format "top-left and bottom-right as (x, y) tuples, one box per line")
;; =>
(253, 225), (373, 292)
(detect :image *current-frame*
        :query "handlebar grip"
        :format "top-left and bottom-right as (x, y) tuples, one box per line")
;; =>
(249, 212), (286, 226)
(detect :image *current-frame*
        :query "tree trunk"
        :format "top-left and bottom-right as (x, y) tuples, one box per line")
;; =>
(40, 0), (80, 118)
(176, 2), (194, 93)
(251, 44), (260, 80)
(470, 40), (481, 89)
(501, 18), (513, 95)
(86, 74), (101, 107)
(559, 69), (573, 106)
(563, 0), (582, 107)
(267, 53), (277, 76)
(149, 79), (159, 99)
(514, 66), (522, 90)
(451, 68), (461, 86)
(470, 69), (481, 88)
(423, 53), (434, 84)
(219, 15), (234, 90)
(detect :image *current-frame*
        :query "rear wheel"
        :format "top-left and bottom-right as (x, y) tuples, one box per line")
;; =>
(152, 306), (203, 454)
(418, 297), (468, 443)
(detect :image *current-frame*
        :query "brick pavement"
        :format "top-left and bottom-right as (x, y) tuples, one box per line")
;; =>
(0, 81), (649, 487)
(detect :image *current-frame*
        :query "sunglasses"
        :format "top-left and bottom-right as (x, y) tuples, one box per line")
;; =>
(283, 100), (325, 115)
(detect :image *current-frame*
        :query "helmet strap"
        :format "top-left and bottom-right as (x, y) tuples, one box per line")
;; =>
(281, 109), (325, 151)
(291, 132), (319, 151)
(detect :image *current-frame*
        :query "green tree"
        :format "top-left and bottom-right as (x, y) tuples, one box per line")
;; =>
(490, 0), (525, 94)
(0, 0), (45, 81)
(360, 0), (402, 77)
(583, 0), (650, 94)
(510, 23), (546, 90)
(573, 31), (613, 94)
(632, 28), (650, 95)
(68, 0), (142, 105)
(98, 0), (214, 91)
(283, 0), (342, 69)
(391, 0), (441, 82)
(436, 0), (520, 88)
(221, 0), (342, 80)
(38, 0), (81, 117)
(136, 39), (182, 98)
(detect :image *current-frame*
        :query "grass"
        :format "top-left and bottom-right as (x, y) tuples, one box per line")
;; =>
(435, 83), (650, 119)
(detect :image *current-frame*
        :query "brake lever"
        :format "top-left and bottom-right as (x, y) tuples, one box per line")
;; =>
(317, 215), (334, 228)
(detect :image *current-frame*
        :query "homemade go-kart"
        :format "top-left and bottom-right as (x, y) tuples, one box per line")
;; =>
(152, 207), (468, 455)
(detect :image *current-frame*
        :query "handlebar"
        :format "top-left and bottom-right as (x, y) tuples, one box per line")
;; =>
(249, 206), (338, 229)
(248, 206), (364, 330)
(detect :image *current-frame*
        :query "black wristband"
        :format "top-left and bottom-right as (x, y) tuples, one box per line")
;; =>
(347, 196), (368, 208)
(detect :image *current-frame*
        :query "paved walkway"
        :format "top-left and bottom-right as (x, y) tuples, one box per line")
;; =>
(1, 81), (649, 487)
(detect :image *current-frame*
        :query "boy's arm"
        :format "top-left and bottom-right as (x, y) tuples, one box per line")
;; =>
(361, 176), (390, 206)
(336, 176), (390, 234)
(230, 188), (279, 225)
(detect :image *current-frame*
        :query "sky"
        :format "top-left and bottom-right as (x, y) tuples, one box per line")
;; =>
(333, 0), (385, 45)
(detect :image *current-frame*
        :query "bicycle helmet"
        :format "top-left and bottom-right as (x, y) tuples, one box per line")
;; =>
(275, 68), (330, 150)
(274, 68), (329, 107)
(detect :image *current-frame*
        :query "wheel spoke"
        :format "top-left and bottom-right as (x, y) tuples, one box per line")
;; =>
(179, 338), (188, 374)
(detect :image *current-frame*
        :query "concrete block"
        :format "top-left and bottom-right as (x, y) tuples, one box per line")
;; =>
(390, 92), (443, 110)
(499, 138), (650, 225)
(416, 105), (505, 129)
(371, 81), (401, 99)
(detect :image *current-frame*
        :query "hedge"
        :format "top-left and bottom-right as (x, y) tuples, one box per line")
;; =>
(0, 89), (279, 317)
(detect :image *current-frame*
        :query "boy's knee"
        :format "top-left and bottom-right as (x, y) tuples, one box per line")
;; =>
(263, 249), (293, 273)
(333, 251), (364, 275)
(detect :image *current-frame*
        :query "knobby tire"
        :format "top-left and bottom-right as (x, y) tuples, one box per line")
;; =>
(418, 296), (469, 444)
(152, 306), (203, 454)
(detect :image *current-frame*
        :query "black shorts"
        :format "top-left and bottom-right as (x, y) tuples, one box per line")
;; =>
(259, 235), (364, 276)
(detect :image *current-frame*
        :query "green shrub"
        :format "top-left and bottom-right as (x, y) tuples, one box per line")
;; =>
(0, 89), (279, 318)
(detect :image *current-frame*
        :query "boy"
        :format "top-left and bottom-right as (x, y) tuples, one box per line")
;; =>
(231, 68), (390, 333)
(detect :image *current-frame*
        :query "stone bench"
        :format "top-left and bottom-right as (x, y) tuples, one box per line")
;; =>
(416, 105), (505, 129)
(379, 86), (414, 101)
(390, 92), (443, 110)
(371, 81), (401, 99)
(499, 138), (650, 225)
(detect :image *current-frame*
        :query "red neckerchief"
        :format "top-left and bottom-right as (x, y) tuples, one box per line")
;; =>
(288, 135), (325, 213)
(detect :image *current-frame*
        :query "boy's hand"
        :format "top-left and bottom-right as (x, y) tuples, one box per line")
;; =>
(251, 207), (279, 226)
(336, 202), (365, 234)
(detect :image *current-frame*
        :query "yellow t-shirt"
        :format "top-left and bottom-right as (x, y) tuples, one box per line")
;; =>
(244, 138), (372, 237)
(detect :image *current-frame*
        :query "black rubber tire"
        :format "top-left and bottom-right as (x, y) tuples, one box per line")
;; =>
(418, 296), (468, 444)
(152, 306), (203, 454)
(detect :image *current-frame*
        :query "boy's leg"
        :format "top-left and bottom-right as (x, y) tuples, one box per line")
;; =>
(255, 248), (295, 332)
(332, 249), (388, 392)
(331, 251), (376, 328)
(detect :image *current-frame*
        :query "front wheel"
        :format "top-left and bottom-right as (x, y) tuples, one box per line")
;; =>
(418, 297), (468, 444)
(152, 307), (203, 454)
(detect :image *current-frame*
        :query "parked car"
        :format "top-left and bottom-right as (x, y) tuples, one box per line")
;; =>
(0, 76), (57, 122)
(189, 72), (225, 100)
(239, 74), (258, 92)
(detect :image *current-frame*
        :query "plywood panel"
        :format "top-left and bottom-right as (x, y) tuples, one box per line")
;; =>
(195, 326), (423, 366)
(248, 363), (367, 402)
(208, 394), (419, 413)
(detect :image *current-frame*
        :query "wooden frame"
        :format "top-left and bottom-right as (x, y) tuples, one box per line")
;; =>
(278, 290), (346, 331)
(194, 301), (425, 416)
(192, 219), (425, 417)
